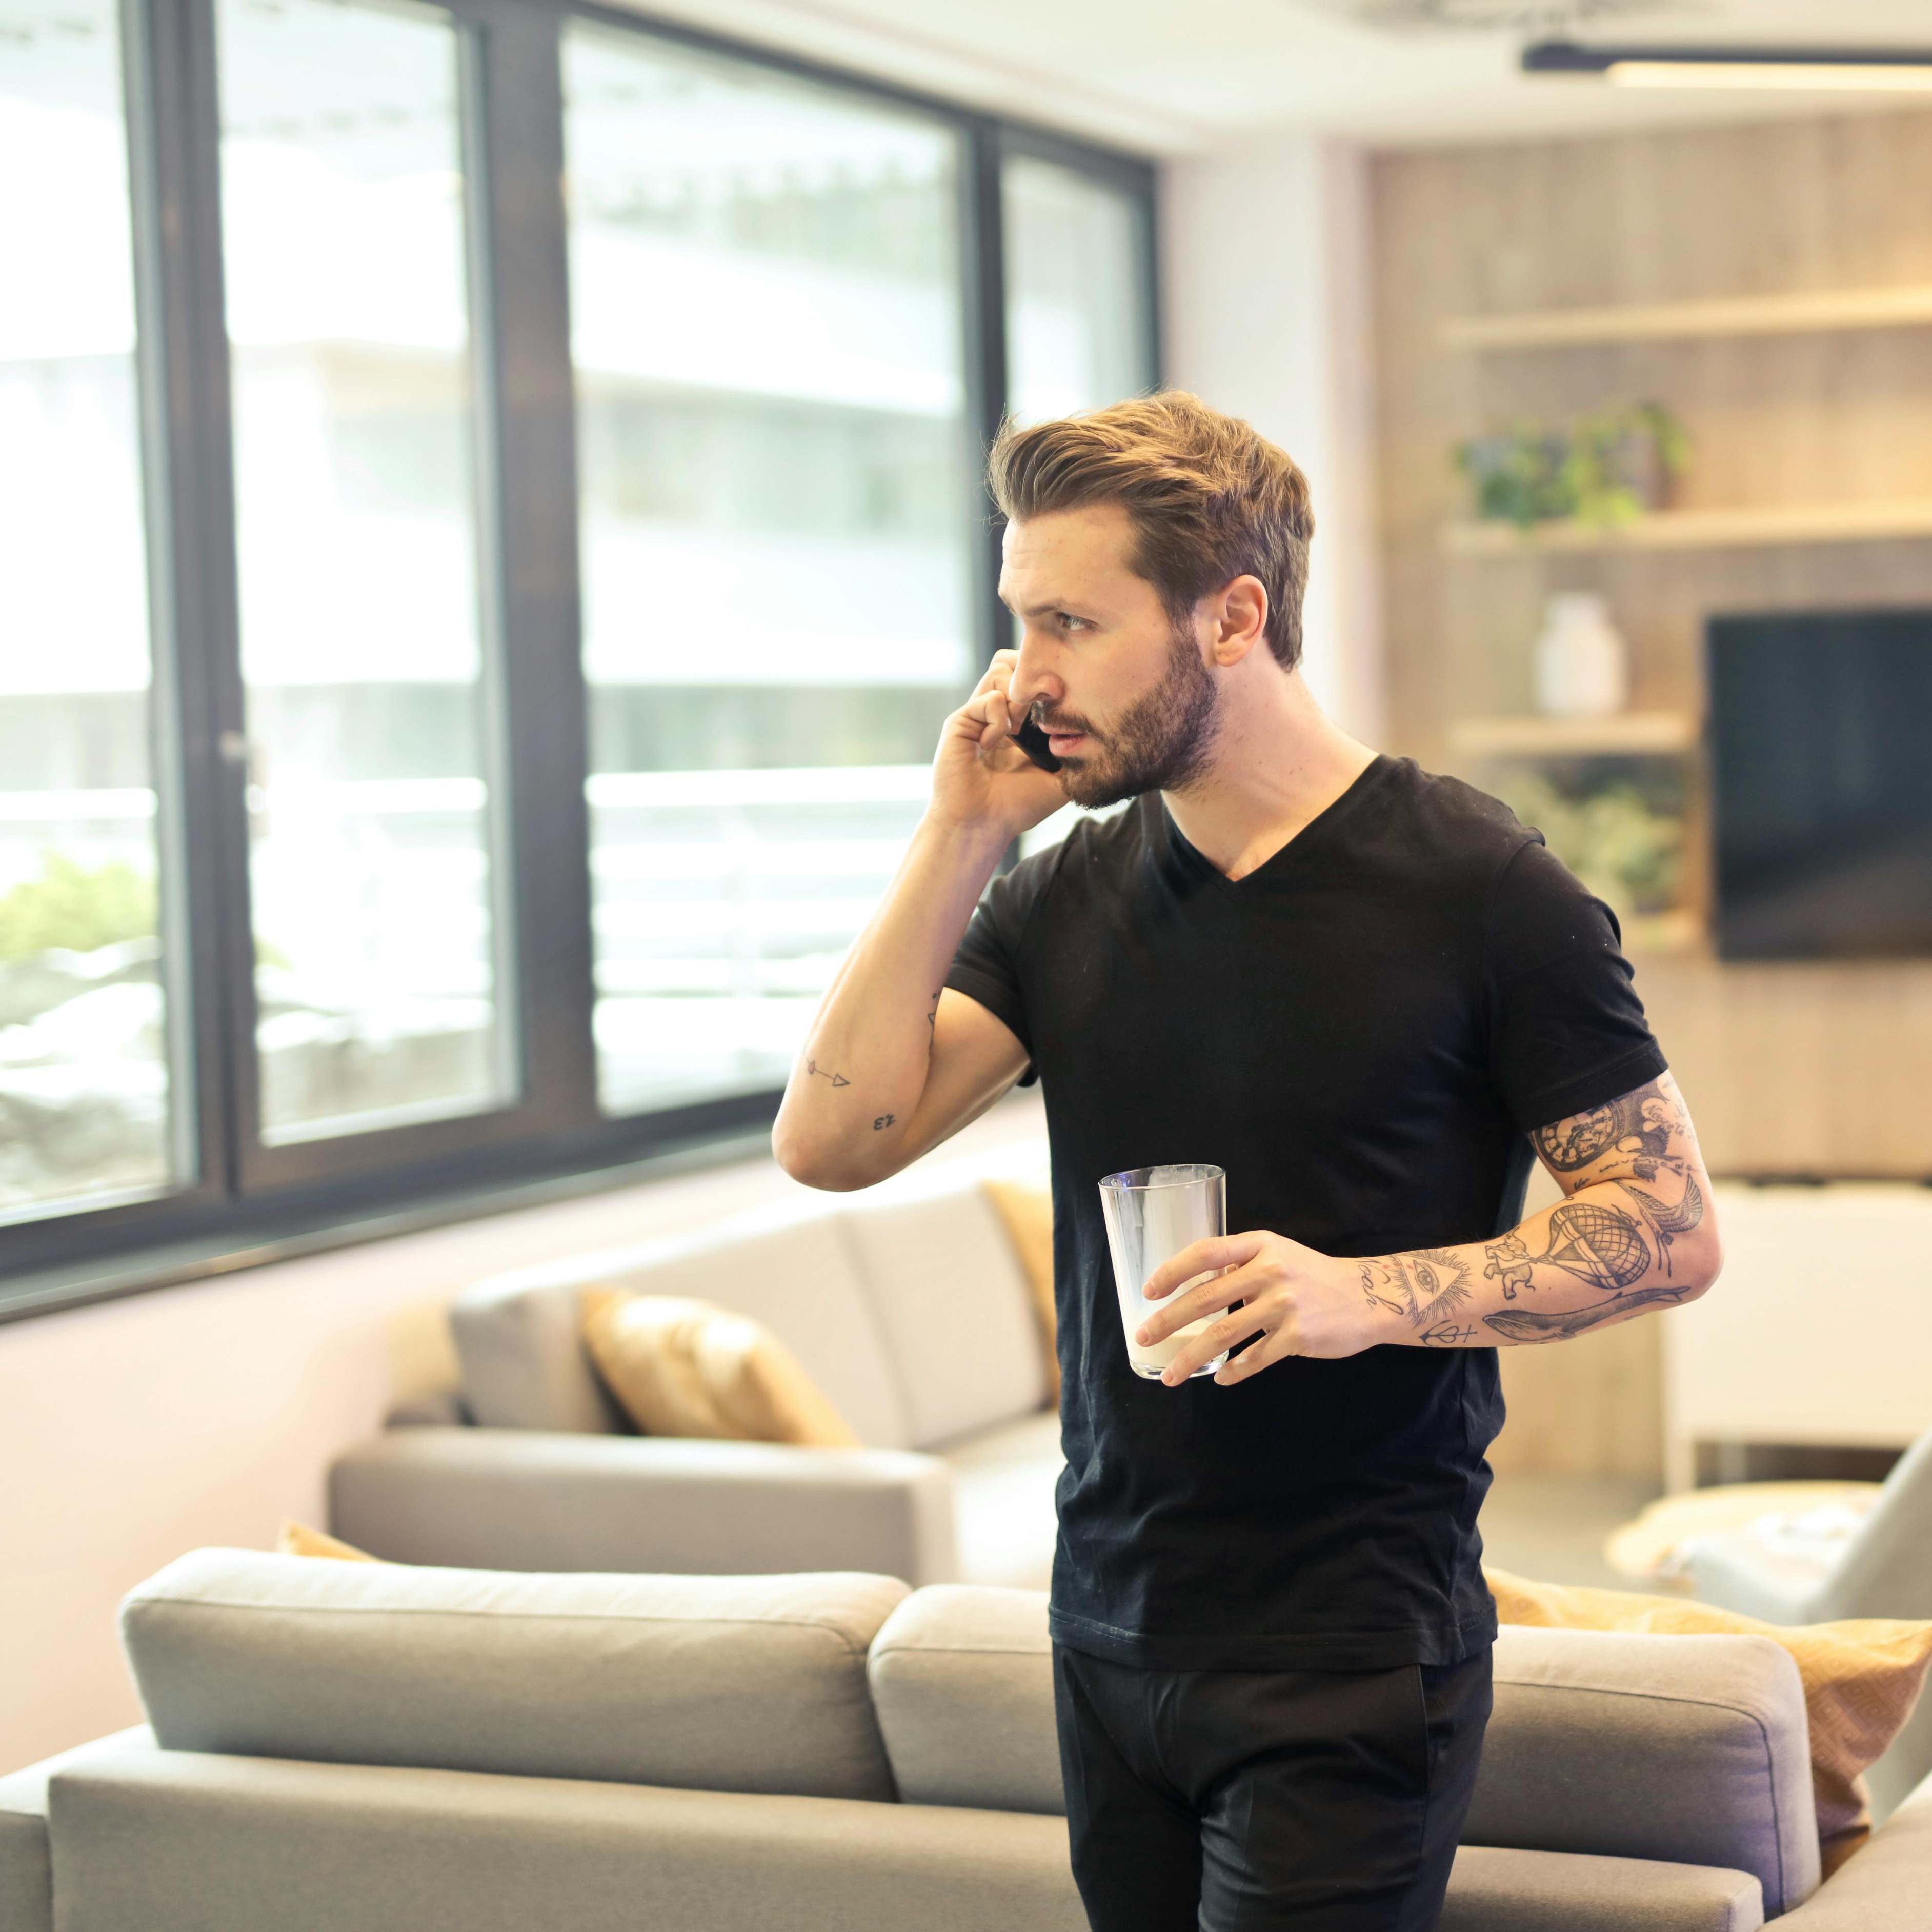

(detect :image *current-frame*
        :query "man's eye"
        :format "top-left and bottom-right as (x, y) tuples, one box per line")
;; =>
(1057, 613), (1087, 633)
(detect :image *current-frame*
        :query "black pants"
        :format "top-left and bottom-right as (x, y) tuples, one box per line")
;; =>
(1052, 1644), (1493, 1932)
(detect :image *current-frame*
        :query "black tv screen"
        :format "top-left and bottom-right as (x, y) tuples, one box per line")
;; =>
(1707, 607), (1932, 960)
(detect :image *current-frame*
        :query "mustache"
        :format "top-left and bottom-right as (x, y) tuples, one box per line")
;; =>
(1031, 707), (1095, 737)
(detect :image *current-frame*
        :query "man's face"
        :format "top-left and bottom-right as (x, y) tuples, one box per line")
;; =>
(997, 503), (1222, 811)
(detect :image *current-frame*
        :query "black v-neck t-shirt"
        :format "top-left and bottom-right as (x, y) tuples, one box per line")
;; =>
(945, 754), (1668, 1671)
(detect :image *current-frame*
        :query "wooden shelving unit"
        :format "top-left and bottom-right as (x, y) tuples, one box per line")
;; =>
(1442, 498), (1932, 557)
(1446, 712), (1699, 757)
(1441, 283), (1932, 351)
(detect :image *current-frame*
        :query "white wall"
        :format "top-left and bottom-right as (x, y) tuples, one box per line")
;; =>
(0, 1091), (1048, 1776)
(1160, 135), (1384, 744)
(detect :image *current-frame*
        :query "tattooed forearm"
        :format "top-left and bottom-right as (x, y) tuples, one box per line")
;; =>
(1364, 1078), (1717, 1351)
(805, 1058), (850, 1089)
(1484, 1285), (1690, 1343)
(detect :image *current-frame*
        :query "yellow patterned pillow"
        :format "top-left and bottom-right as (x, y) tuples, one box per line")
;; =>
(1487, 1565), (1932, 1868)
(581, 1290), (861, 1447)
(277, 1521), (381, 1562)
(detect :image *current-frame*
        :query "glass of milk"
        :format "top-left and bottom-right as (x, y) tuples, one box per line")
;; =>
(1098, 1164), (1230, 1381)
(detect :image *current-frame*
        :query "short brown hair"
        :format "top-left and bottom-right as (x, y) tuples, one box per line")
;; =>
(986, 391), (1315, 671)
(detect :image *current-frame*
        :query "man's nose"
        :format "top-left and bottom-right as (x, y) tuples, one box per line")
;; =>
(1007, 645), (1062, 721)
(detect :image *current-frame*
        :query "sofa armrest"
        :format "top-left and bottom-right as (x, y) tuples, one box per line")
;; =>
(328, 1428), (959, 1585)
(1777, 1769), (1932, 1931)
(384, 1386), (470, 1428)
(0, 1728), (155, 1932)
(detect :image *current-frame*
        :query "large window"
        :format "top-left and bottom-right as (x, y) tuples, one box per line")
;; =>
(0, 0), (1156, 1301)
(0, 0), (177, 1219)
(216, 0), (508, 1143)
(1003, 148), (1155, 428)
(1002, 141), (1157, 860)
(563, 25), (976, 1116)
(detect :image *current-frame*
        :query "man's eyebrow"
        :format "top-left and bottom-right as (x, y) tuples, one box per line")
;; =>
(997, 591), (1095, 619)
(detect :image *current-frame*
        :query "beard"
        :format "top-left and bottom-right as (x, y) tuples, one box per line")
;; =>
(1035, 625), (1222, 811)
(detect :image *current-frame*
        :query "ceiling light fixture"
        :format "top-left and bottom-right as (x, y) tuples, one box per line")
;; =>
(1522, 39), (1932, 91)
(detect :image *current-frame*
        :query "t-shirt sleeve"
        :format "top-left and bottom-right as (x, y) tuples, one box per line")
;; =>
(944, 854), (1045, 1088)
(1484, 836), (1668, 1133)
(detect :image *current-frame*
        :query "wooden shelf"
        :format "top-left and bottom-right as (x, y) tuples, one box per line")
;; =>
(1448, 712), (1699, 757)
(1443, 498), (1932, 556)
(1442, 284), (1932, 351)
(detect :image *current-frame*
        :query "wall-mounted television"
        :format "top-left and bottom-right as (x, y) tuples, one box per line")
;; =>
(1707, 607), (1932, 961)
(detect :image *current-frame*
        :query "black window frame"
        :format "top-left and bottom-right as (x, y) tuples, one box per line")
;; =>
(0, 0), (1159, 1311)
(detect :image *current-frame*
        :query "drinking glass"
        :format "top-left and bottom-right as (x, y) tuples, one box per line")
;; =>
(1098, 1164), (1230, 1380)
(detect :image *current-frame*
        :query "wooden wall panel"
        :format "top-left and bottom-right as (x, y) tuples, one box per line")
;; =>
(1371, 107), (1932, 1185)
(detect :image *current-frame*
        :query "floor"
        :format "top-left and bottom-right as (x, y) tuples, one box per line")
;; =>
(1479, 1473), (1661, 1589)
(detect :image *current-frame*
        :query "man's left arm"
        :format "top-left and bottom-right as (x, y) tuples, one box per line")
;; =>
(1138, 1070), (1723, 1385)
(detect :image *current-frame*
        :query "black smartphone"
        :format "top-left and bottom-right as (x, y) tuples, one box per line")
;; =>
(1014, 715), (1063, 773)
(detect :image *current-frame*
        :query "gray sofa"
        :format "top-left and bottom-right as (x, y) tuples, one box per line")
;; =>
(4, 1548), (1929, 1932)
(330, 1158), (1064, 1589)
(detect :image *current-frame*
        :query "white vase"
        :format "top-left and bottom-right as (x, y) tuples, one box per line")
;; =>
(1533, 593), (1628, 719)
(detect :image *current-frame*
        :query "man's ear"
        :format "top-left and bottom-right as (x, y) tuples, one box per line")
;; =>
(1208, 574), (1270, 667)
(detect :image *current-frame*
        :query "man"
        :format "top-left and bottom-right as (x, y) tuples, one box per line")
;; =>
(773, 392), (1721, 1931)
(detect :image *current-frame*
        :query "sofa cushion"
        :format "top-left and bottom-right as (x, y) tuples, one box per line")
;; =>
(941, 1408), (1062, 1589)
(980, 1178), (1059, 1402)
(841, 1180), (1050, 1450)
(1467, 1623), (1821, 1916)
(869, 1584), (1061, 1815)
(453, 1204), (913, 1448)
(580, 1291), (860, 1447)
(121, 1549), (906, 1802)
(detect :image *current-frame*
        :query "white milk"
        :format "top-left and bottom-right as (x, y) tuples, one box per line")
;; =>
(1114, 1176), (1229, 1379)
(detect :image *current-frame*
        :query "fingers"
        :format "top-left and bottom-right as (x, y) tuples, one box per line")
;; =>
(1211, 1330), (1280, 1387)
(1135, 1264), (1244, 1349)
(964, 658), (1021, 744)
(1160, 1303), (1272, 1386)
(1141, 1232), (1266, 1303)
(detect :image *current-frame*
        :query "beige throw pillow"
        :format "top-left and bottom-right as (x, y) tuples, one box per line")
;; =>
(1486, 1564), (1932, 1869)
(982, 1177), (1058, 1404)
(581, 1290), (861, 1447)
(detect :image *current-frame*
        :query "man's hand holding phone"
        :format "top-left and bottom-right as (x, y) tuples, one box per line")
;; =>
(930, 648), (1067, 839)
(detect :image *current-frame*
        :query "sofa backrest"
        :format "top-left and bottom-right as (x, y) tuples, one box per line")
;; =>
(450, 1163), (1051, 1454)
(452, 1201), (910, 1445)
(122, 1550), (907, 1803)
(865, 1587), (1823, 1915)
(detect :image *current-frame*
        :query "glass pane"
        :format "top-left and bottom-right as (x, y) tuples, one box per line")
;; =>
(1002, 154), (1152, 426)
(1003, 155), (1155, 858)
(0, 0), (178, 1219)
(564, 26), (975, 1116)
(217, 0), (507, 1143)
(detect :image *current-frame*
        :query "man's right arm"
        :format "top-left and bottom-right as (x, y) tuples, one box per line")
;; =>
(772, 648), (1061, 1192)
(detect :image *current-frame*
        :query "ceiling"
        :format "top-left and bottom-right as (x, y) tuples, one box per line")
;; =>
(611, 0), (1932, 155)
